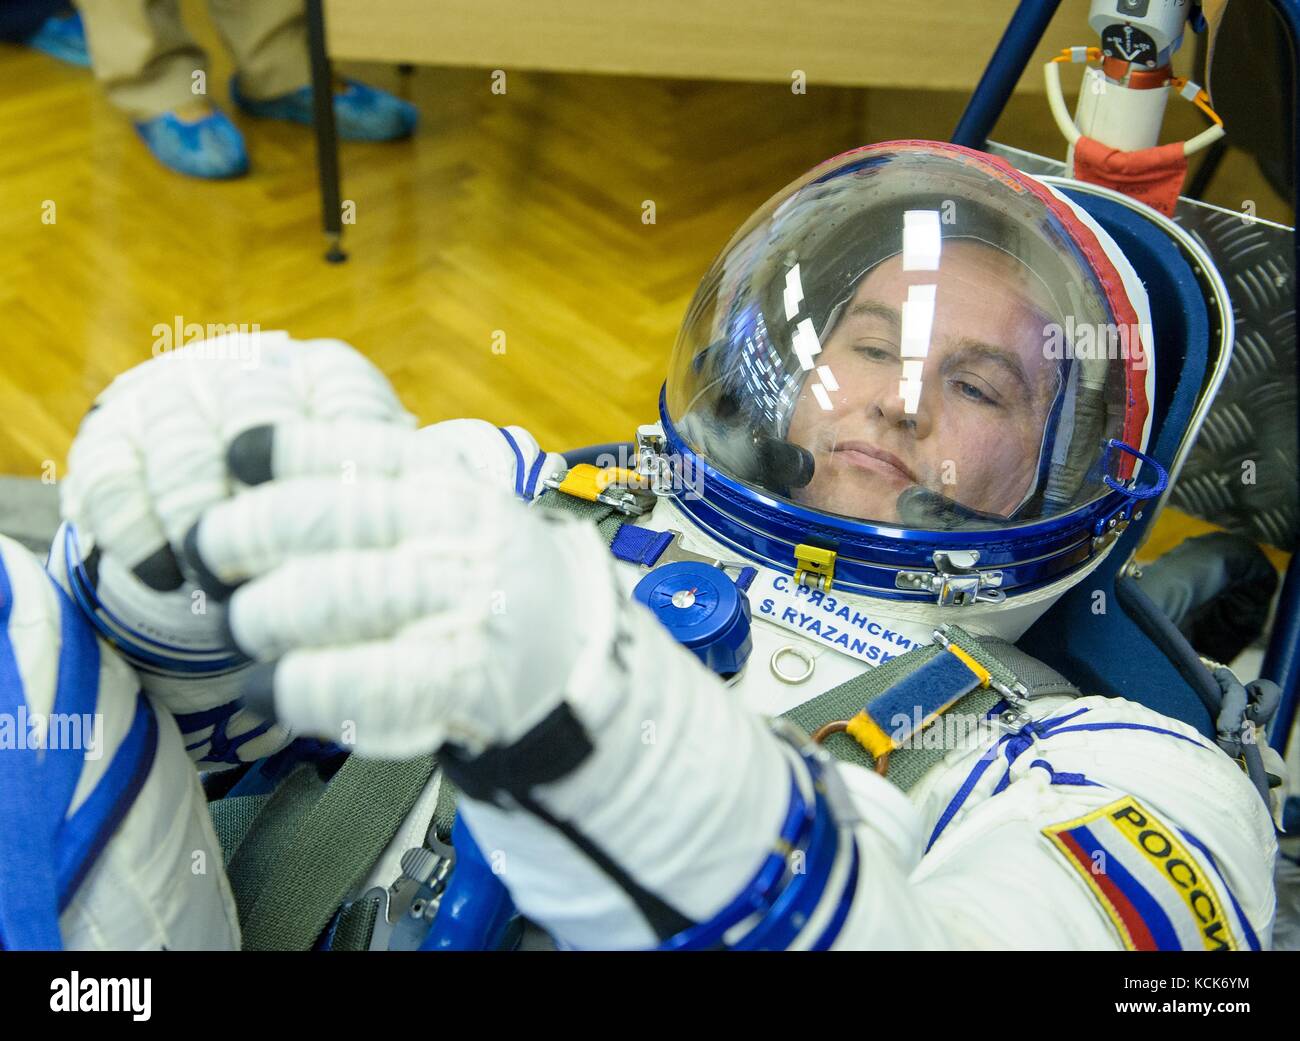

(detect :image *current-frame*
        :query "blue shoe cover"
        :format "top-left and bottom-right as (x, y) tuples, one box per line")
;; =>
(134, 109), (250, 179)
(26, 12), (90, 68)
(232, 76), (418, 142)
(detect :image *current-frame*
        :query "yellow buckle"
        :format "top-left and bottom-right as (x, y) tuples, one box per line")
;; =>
(549, 464), (654, 515)
(553, 464), (629, 502)
(793, 544), (836, 591)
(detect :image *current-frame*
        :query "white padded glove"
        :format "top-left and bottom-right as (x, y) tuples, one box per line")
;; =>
(189, 419), (793, 948)
(192, 452), (587, 757)
(55, 332), (419, 765)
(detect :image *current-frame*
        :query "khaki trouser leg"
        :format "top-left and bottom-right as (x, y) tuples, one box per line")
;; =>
(75, 0), (208, 120)
(206, 0), (311, 102)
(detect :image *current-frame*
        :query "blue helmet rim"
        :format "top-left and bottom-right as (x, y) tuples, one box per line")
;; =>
(657, 384), (1152, 601)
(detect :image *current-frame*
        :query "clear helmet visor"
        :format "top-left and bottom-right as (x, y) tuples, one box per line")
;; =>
(666, 142), (1151, 532)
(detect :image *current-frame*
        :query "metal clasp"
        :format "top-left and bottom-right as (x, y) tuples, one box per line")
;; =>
(544, 463), (657, 516)
(654, 529), (751, 571)
(636, 423), (675, 497)
(930, 624), (1029, 704)
(895, 551), (1005, 606)
(929, 625), (1031, 732)
(365, 826), (457, 951)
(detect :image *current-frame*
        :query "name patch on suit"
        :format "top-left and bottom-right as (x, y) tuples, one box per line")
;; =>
(748, 573), (931, 666)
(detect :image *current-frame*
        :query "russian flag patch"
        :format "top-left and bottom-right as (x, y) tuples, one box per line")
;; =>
(1043, 796), (1238, 951)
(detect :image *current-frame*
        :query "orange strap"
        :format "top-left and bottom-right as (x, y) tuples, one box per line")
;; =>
(1169, 76), (1225, 127)
(1101, 56), (1173, 89)
(1050, 46), (1103, 64)
(1051, 46), (1224, 128)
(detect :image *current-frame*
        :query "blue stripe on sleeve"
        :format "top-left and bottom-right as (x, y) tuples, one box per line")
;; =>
(1177, 827), (1262, 951)
(0, 554), (63, 949)
(45, 573), (101, 831)
(522, 448), (548, 500)
(0, 551), (164, 947)
(55, 694), (158, 909)
(497, 427), (527, 498)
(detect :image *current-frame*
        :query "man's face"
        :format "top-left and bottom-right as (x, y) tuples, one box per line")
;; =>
(785, 240), (1061, 523)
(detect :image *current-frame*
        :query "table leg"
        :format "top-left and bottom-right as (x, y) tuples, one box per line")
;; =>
(306, 0), (347, 263)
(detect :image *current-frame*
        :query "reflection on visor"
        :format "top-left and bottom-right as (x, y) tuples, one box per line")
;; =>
(666, 144), (1135, 532)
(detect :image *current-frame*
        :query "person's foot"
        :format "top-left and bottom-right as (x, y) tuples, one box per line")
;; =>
(25, 11), (90, 68)
(231, 76), (418, 142)
(133, 103), (250, 179)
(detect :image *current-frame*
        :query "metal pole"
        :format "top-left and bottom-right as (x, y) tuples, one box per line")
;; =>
(951, 0), (1065, 150)
(1260, 0), (1300, 752)
(306, 0), (346, 263)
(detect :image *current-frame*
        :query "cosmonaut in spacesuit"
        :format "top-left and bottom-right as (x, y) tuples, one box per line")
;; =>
(1, 140), (1279, 951)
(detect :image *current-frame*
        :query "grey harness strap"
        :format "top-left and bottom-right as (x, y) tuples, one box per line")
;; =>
(330, 767), (462, 951)
(977, 639), (1081, 700)
(209, 753), (437, 951)
(208, 792), (275, 866)
(781, 632), (1079, 792)
(532, 485), (623, 540)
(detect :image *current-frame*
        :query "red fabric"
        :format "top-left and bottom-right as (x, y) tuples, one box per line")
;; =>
(1072, 136), (1188, 218)
(1057, 831), (1159, 951)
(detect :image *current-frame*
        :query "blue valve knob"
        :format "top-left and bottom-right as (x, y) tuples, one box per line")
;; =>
(632, 561), (753, 677)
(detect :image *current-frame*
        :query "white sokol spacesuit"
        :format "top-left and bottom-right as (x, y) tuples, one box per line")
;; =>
(2, 141), (1279, 951)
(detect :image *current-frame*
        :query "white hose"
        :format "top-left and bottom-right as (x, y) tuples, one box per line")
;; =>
(1044, 59), (1226, 157)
